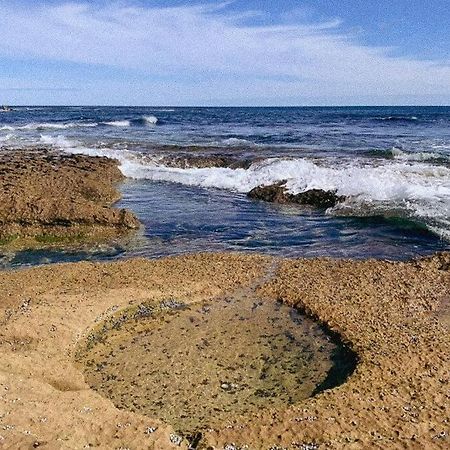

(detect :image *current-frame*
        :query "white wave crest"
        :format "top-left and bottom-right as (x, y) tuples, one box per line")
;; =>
(143, 115), (158, 125)
(118, 157), (450, 201)
(38, 138), (450, 240)
(0, 133), (13, 142)
(39, 134), (140, 163)
(1, 122), (98, 131)
(37, 138), (450, 209)
(104, 120), (131, 127)
(222, 137), (256, 146)
(119, 156), (450, 239)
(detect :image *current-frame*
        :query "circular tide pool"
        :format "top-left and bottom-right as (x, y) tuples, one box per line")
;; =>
(77, 292), (355, 436)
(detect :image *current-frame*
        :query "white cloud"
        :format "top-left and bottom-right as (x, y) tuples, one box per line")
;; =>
(0, 1), (449, 104)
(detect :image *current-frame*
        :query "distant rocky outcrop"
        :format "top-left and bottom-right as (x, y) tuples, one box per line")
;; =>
(248, 181), (345, 209)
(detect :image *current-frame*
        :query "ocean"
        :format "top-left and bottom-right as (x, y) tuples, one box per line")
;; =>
(1, 106), (449, 266)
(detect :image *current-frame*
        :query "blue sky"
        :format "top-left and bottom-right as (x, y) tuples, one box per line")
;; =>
(0, 0), (449, 105)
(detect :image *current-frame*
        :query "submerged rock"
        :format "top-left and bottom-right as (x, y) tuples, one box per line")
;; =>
(247, 181), (345, 209)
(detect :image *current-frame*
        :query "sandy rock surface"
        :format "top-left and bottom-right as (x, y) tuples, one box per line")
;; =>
(0, 149), (139, 247)
(0, 252), (448, 449)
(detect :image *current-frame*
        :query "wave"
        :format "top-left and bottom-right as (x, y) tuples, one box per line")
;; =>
(39, 134), (124, 158)
(377, 116), (419, 122)
(221, 137), (256, 147)
(0, 133), (13, 142)
(38, 136), (450, 240)
(0, 122), (98, 131)
(99, 116), (158, 127)
(120, 157), (450, 240)
(142, 115), (158, 125)
(2, 116), (160, 132)
(104, 120), (131, 127)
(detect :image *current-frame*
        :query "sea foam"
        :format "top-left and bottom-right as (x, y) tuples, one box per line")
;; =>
(143, 115), (158, 125)
(222, 137), (256, 146)
(1, 122), (98, 131)
(39, 136), (450, 241)
(0, 133), (13, 142)
(104, 120), (131, 127)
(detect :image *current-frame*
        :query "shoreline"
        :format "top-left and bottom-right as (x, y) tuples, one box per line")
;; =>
(0, 252), (448, 448)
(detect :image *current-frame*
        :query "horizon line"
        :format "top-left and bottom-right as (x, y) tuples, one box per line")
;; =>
(4, 104), (450, 108)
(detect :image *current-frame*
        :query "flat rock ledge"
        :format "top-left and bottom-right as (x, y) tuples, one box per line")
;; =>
(0, 252), (448, 449)
(248, 181), (346, 209)
(0, 148), (140, 248)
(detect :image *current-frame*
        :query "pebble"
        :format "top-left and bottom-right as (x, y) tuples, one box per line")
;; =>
(169, 433), (183, 446)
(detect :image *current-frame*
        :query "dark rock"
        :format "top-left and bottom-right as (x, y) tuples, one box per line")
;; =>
(292, 188), (346, 209)
(160, 154), (255, 170)
(247, 181), (290, 203)
(248, 181), (345, 209)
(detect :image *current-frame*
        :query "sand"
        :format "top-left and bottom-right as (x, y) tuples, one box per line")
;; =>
(0, 252), (448, 449)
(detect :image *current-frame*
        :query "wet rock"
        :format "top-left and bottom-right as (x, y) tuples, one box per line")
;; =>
(160, 154), (254, 169)
(247, 181), (345, 209)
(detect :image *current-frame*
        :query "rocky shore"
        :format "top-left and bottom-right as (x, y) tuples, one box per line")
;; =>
(247, 181), (346, 209)
(0, 148), (140, 248)
(0, 252), (448, 449)
(0, 148), (448, 449)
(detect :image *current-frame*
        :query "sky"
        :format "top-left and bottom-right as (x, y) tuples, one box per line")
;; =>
(0, 0), (449, 106)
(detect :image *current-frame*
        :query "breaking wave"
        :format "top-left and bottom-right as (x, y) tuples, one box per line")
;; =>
(119, 155), (450, 241)
(142, 115), (158, 125)
(0, 122), (98, 131)
(377, 116), (419, 122)
(0, 133), (13, 142)
(104, 120), (131, 127)
(1, 116), (159, 131)
(40, 134), (450, 240)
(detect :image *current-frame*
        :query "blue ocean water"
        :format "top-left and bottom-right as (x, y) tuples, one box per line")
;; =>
(1, 106), (449, 267)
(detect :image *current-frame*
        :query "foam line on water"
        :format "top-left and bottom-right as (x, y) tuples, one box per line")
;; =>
(104, 120), (131, 127)
(40, 135), (450, 240)
(1, 122), (98, 131)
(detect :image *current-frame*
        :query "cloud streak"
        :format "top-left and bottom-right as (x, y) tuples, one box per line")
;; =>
(0, 1), (449, 104)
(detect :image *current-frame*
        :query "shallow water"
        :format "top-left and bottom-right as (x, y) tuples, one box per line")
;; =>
(77, 291), (355, 435)
(2, 178), (447, 270)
